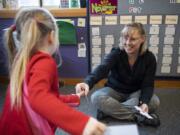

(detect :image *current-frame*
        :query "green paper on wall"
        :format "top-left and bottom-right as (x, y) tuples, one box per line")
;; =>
(56, 20), (77, 45)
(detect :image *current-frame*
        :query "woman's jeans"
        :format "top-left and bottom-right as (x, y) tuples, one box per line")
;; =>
(91, 87), (160, 120)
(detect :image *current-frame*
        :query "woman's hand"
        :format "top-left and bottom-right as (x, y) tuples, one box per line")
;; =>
(139, 103), (149, 113)
(75, 83), (89, 96)
(82, 117), (107, 135)
(76, 91), (85, 98)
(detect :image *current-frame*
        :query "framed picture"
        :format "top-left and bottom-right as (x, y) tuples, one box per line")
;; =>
(69, 0), (80, 8)
(60, 0), (80, 8)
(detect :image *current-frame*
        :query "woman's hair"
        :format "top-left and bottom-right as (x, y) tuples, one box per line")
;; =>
(4, 8), (59, 108)
(120, 22), (147, 55)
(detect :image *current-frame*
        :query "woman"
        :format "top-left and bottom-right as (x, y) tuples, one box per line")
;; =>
(76, 22), (160, 127)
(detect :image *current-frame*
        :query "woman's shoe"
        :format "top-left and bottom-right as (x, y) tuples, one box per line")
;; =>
(134, 113), (160, 127)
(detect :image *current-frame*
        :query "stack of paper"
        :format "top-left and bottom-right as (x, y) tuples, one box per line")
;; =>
(104, 124), (139, 135)
(134, 106), (153, 119)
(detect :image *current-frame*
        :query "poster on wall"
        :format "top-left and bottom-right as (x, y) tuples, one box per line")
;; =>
(90, 0), (117, 15)
(56, 19), (77, 45)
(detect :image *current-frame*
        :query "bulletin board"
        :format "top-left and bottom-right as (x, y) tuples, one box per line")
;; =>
(89, 0), (180, 77)
(0, 17), (89, 78)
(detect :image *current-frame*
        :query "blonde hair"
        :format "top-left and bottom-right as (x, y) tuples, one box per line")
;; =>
(4, 8), (59, 108)
(120, 22), (147, 55)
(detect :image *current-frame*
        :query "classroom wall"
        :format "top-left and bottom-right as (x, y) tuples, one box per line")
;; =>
(1, 0), (180, 79)
(0, 17), (89, 78)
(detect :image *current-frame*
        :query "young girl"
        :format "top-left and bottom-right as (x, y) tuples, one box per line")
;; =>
(0, 8), (106, 135)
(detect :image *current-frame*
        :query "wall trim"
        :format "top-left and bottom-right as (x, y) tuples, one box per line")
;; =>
(0, 76), (180, 89)
(61, 78), (180, 89)
(0, 8), (86, 18)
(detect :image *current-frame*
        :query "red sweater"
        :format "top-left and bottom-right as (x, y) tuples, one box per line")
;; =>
(0, 52), (89, 135)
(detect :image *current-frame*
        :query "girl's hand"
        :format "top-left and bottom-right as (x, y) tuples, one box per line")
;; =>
(82, 117), (107, 135)
(75, 83), (89, 96)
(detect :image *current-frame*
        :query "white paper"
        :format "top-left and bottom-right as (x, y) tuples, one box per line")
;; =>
(78, 43), (86, 49)
(92, 27), (100, 36)
(162, 56), (172, 64)
(92, 47), (101, 55)
(92, 36), (101, 46)
(134, 106), (153, 119)
(150, 44), (158, 47)
(135, 16), (147, 24)
(164, 36), (174, 44)
(105, 16), (117, 25)
(163, 46), (173, 54)
(92, 54), (101, 57)
(165, 15), (178, 24)
(104, 124), (139, 135)
(120, 16), (132, 24)
(105, 47), (112, 54)
(78, 49), (86, 57)
(165, 25), (175, 35)
(177, 66), (180, 73)
(90, 16), (102, 25)
(149, 15), (162, 24)
(149, 46), (158, 54)
(77, 18), (86, 27)
(161, 65), (171, 73)
(78, 43), (86, 57)
(105, 35), (114, 45)
(149, 25), (159, 35)
(105, 44), (113, 47)
(149, 35), (159, 45)
(92, 56), (101, 64)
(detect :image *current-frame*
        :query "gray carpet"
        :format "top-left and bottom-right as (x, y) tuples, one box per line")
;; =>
(1, 84), (180, 135)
